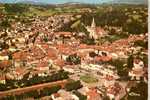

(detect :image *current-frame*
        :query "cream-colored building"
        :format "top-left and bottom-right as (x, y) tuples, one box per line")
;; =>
(129, 59), (144, 80)
(85, 18), (107, 39)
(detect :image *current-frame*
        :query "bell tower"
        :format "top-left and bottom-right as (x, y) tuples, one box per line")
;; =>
(91, 17), (96, 28)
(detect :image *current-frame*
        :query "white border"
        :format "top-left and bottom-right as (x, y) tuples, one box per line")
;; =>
(148, 0), (150, 99)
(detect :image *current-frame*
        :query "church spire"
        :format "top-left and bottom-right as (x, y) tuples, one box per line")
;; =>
(91, 17), (96, 28)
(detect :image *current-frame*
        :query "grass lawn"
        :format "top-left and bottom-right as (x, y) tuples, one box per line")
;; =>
(80, 75), (98, 83)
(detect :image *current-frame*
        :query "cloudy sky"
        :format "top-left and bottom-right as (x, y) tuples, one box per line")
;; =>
(0, 0), (147, 4)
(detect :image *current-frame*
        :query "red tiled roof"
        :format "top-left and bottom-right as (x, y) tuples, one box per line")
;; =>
(94, 56), (112, 62)
(56, 44), (76, 55)
(87, 88), (100, 100)
(0, 50), (9, 56)
(54, 59), (65, 68)
(36, 61), (49, 68)
(12, 51), (28, 61)
(41, 44), (49, 50)
(47, 49), (57, 60)
(107, 83), (122, 96)
(53, 93), (60, 98)
(28, 46), (45, 59)
(105, 75), (114, 81)
(96, 27), (106, 35)
(0, 75), (5, 80)
(78, 44), (89, 49)
(134, 59), (142, 64)
(56, 32), (73, 37)
(15, 67), (26, 75)
(0, 60), (12, 69)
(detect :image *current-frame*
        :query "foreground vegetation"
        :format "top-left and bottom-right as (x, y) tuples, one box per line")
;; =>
(0, 70), (69, 91)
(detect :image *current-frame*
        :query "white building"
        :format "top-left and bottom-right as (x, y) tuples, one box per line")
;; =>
(85, 18), (107, 39)
(129, 59), (144, 80)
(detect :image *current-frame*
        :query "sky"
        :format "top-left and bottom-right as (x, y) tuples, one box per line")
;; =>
(0, 0), (147, 4)
(0, 0), (113, 4)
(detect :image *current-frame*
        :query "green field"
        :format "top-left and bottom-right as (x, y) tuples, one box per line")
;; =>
(80, 75), (98, 83)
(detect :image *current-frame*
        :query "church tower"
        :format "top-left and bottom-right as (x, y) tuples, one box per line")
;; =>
(91, 17), (96, 28)
(85, 17), (97, 39)
(85, 17), (107, 39)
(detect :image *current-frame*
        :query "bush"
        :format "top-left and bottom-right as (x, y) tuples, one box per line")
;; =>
(81, 37), (96, 45)
(65, 80), (82, 91)
(1, 70), (68, 91)
(4, 4), (28, 14)
(134, 40), (148, 49)
(104, 34), (128, 43)
(89, 52), (98, 58)
(40, 85), (61, 97)
(0, 19), (11, 28)
(0, 84), (7, 91)
(72, 90), (87, 100)
(1, 85), (61, 99)
(66, 54), (81, 65)
(128, 82), (148, 100)
(127, 55), (134, 69)
(108, 59), (128, 77)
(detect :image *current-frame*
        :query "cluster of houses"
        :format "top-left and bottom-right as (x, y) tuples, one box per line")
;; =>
(0, 14), (148, 100)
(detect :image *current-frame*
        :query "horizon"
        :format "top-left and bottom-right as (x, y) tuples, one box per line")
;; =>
(0, 0), (147, 4)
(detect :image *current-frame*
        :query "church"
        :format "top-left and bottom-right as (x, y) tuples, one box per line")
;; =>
(85, 18), (107, 39)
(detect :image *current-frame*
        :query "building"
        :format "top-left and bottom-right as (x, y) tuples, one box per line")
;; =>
(106, 82), (123, 100)
(129, 59), (145, 80)
(85, 18), (107, 39)
(51, 89), (79, 100)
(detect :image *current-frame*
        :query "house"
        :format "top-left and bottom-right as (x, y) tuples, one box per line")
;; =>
(63, 66), (75, 73)
(12, 51), (28, 61)
(53, 59), (65, 69)
(0, 60), (12, 69)
(51, 89), (79, 100)
(86, 87), (102, 100)
(12, 67), (28, 80)
(129, 59), (145, 80)
(55, 32), (73, 38)
(106, 82), (123, 100)
(34, 61), (49, 72)
(0, 56), (9, 61)
(0, 75), (6, 84)
(78, 86), (90, 95)
(94, 55), (112, 63)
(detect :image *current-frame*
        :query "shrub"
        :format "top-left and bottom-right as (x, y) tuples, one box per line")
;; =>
(128, 82), (148, 100)
(127, 55), (134, 69)
(4, 4), (28, 14)
(66, 54), (81, 65)
(1, 70), (68, 91)
(65, 80), (82, 91)
(108, 59), (128, 77)
(81, 37), (96, 45)
(72, 90), (87, 100)
(134, 40), (148, 49)
(89, 52), (98, 58)
(40, 85), (61, 97)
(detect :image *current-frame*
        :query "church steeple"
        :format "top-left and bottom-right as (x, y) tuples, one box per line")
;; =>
(91, 17), (96, 28)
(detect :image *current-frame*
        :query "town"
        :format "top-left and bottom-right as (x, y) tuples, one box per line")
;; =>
(0, 2), (148, 100)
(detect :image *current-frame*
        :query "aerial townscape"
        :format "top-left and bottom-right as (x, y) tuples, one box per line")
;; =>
(0, 0), (148, 100)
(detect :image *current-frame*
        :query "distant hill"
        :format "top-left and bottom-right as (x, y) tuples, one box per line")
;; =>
(0, 0), (147, 5)
(55, 2), (97, 8)
(112, 0), (147, 5)
(0, 0), (47, 5)
(14, 0), (47, 5)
